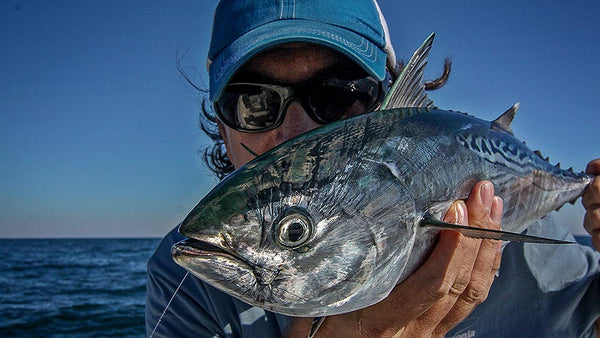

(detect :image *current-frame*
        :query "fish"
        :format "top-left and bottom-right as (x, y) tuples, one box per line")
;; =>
(171, 33), (594, 317)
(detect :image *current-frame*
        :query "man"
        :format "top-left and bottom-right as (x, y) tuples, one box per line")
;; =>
(146, 1), (600, 336)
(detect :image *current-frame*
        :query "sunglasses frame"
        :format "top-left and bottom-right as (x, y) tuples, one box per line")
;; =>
(214, 75), (383, 133)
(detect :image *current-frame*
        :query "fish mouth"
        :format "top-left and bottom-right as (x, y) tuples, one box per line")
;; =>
(171, 237), (244, 264)
(172, 237), (229, 256)
(172, 237), (284, 306)
(171, 237), (255, 286)
(172, 238), (279, 284)
(172, 236), (266, 282)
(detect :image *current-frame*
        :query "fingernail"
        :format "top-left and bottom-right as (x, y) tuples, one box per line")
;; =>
(456, 201), (467, 224)
(491, 196), (503, 224)
(480, 182), (494, 210)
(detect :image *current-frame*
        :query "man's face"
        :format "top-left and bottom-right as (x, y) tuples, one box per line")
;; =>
(218, 43), (364, 169)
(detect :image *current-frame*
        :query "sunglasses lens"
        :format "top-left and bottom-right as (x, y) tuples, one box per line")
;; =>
(217, 84), (283, 131)
(217, 76), (381, 132)
(308, 77), (380, 123)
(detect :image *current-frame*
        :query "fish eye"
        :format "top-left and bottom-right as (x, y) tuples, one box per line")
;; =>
(275, 207), (313, 248)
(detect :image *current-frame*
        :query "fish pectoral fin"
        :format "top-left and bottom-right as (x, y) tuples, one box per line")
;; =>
(421, 218), (574, 244)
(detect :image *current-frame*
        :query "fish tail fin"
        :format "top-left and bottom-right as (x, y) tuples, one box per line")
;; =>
(421, 218), (574, 244)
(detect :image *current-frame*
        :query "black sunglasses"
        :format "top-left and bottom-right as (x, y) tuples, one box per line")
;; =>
(214, 74), (383, 133)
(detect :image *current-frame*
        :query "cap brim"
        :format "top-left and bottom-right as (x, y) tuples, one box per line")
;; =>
(209, 19), (387, 101)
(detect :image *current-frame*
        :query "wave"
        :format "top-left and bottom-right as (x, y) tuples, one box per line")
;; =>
(0, 238), (160, 336)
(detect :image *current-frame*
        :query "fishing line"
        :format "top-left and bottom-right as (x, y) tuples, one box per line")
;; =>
(150, 271), (189, 337)
(240, 142), (259, 158)
(309, 317), (326, 338)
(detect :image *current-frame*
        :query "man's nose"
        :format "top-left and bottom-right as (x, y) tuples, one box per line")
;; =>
(273, 100), (322, 145)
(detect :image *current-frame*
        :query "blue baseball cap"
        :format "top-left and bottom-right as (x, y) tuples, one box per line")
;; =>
(207, 0), (396, 101)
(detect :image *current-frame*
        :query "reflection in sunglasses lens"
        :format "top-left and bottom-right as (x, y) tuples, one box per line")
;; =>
(217, 76), (380, 132)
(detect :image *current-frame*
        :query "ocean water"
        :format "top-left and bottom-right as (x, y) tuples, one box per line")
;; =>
(0, 236), (594, 337)
(0, 238), (161, 337)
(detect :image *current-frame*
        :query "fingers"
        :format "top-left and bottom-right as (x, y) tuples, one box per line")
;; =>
(406, 200), (480, 334)
(403, 181), (503, 336)
(585, 158), (600, 176)
(583, 159), (600, 211)
(362, 210), (471, 328)
(316, 201), (477, 337)
(347, 201), (479, 336)
(312, 181), (503, 337)
(434, 184), (503, 335)
(584, 210), (600, 251)
(583, 159), (600, 250)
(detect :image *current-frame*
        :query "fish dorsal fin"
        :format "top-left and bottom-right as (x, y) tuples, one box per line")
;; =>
(491, 103), (520, 135)
(380, 33), (435, 110)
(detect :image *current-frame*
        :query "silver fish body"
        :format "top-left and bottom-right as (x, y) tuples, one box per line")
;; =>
(172, 107), (592, 317)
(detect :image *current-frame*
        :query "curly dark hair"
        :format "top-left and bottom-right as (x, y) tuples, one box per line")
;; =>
(187, 59), (451, 180)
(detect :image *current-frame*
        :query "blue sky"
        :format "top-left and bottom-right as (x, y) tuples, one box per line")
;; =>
(2, 1), (598, 238)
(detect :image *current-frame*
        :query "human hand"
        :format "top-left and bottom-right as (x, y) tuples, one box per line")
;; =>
(582, 158), (600, 251)
(285, 181), (503, 337)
